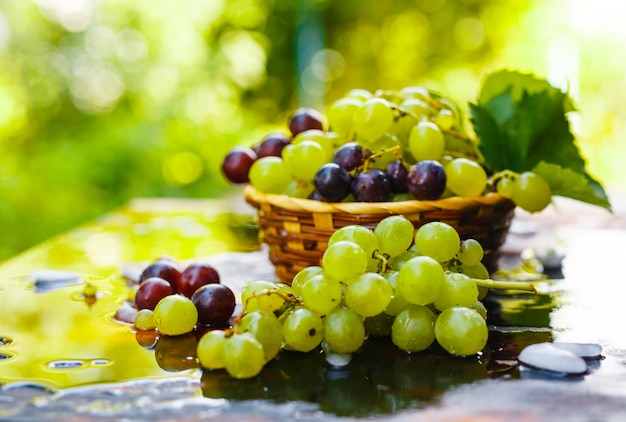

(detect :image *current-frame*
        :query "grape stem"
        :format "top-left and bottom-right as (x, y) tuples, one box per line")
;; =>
(372, 250), (390, 273)
(359, 145), (402, 173)
(470, 278), (536, 293)
(489, 169), (519, 189)
(232, 289), (301, 326)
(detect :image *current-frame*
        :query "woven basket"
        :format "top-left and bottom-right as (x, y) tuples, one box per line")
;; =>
(244, 184), (515, 284)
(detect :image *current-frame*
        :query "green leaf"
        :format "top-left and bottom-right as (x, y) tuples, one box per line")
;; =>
(532, 161), (612, 211)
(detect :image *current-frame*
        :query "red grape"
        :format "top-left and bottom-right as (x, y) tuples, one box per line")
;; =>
(333, 142), (365, 171)
(351, 169), (391, 202)
(179, 263), (221, 298)
(313, 163), (352, 202)
(288, 108), (324, 136)
(256, 133), (291, 158)
(192, 284), (236, 325)
(386, 159), (409, 193)
(221, 146), (258, 184)
(407, 160), (447, 200)
(139, 259), (182, 291)
(135, 277), (176, 310)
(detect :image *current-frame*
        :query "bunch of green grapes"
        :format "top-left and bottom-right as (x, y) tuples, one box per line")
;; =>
(195, 216), (535, 379)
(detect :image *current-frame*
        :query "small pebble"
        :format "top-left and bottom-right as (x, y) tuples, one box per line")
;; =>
(518, 342), (588, 376)
(551, 342), (602, 359)
(114, 302), (138, 324)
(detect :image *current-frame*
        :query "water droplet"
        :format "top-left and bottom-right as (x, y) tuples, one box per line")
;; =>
(0, 352), (14, 361)
(46, 359), (85, 370)
(0, 336), (12, 346)
(89, 358), (113, 367)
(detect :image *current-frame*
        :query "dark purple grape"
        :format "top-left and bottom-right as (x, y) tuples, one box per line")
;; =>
(288, 108), (324, 136)
(221, 146), (258, 184)
(179, 263), (221, 298)
(313, 163), (352, 202)
(333, 142), (365, 172)
(191, 284), (236, 325)
(386, 160), (409, 193)
(139, 259), (182, 291)
(257, 133), (291, 158)
(407, 160), (447, 200)
(135, 277), (176, 310)
(351, 169), (391, 202)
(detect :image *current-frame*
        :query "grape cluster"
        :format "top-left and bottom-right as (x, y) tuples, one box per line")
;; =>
(222, 87), (553, 212)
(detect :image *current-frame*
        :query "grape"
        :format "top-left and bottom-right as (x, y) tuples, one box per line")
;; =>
(363, 312), (395, 336)
(282, 307), (324, 352)
(300, 272), (342, 315)
(351, 168), (391, 202)
(153, 294), (198, 336)
(322, 240), (368, 281)
(408, 121), (445, 161)
(139, 259), (182, 290)
(512, 171), (552, 213)
(456, 239), (484, 266)
(328, 97), (362, 137)
(472, 300), (488, 321)
(435, 108), (454, 130)
(391, 304), (436, 352)
(386, 159), (409, 193)
(344, 272), (393, 317)
(434, 307), (488, 356)
(366, 133), (401, 169)
(496, 175), (515, 199)
(288, 107), (324, 136)
(433, 272), (479, 311)
(353, 98), (395, 142)
(284, 179), (315, 199)
(406, 160), (447, 200)
(197, 329), (226, 369)
(313, 163), (352, 202)
(328, 225), (379, 271)
(135, 309), (156, 330)
(291, 266), (324, 297)
(241, 280), (290, 313)
(459, 262), (490, 300)
(282, 140), (329, 182)
(179, 263), (220, 298)
(383, 270), (411, 316)
(191, 284), (236, 325)
(444, 158), (487, 197)
(388, 244), (422, 271)
(414, 221), (460, 263)
(256, 132), (291, 158)
(333, 142), (365, 171)
(237, 309), (283, 362)
(392, 98), (431, 142)
(398, 85), (431, 101)
(135, 277), (176, 311)
(292, 129), (334, 160)
(222, 332), (265, 379)
(154, 332), (198, 371)
(323, 307), (365, 353)
(397, 256), (445, 305)
(221, 146), (258, 184)
(346, 88), (372, 102)
(248, 156), (293, 194)
(374, 215), (414, 257)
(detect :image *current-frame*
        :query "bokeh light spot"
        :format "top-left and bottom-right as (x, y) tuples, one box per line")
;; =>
(453, 17), (485, 51)
(162, 151), (204, 187)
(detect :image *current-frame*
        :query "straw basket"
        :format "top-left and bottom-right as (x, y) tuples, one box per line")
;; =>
(244, 184), (516, 284)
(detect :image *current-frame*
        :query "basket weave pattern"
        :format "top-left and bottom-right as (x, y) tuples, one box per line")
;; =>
(244, 185), (515, 284)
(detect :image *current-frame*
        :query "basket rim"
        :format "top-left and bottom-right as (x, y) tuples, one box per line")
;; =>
(243, 184), (514, 215)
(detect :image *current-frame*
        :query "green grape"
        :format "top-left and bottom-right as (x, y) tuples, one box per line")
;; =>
(512, 171), (552, 213)
(397, 256), (445, 306)
(364, 133), (402, 169)
(344, 272), (393, 317)
(388, 244), (422, 271)
(456, 239), (484, 266)
(135, 309), (156, 330)
(346, 88), (372, 102)
(153, 294), (198, 336)
(248, 156), (293, 194)
(434, 108), (455, 130)
(444, 158), (487, 197)
(374, 215), (415, 258)
(241, 280), (289, 313)
(328, 97), (362, 138)
(434, 307), (488, 356)
(391, 304), (436, 352)
(363, 312), (395, 336)
(328, 225), (379, 262)
(283, 179), (315, 199)
(383, 270), (411, 316)
(282, 307), (324, 352)
(391, 192), (415, 202)
(353, 98), (395, 142)
(293, 129), (334, 160)
(472, 300), (488, 321)
(433, 273), (479, 311)
(414, 221), (460, 263)
(222, 332), (265, 379)
(322, 240), (368, 281)
(282, 140), (329, 181)
(291, 266), (324, 297)
(459, 262), (489, 300)
(496, 176), (515, 199)
(391, 99), (429, 143)
(398, 86), (431, 101)
(237, 309), (283, 362)
(197, 329), (226, 369)
(301, 272), (343, 315)
(323, 307), (365, 353)
(408, 121), (445, 161)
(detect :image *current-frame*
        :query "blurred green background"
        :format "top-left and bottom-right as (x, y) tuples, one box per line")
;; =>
(0, 0), (623, 262)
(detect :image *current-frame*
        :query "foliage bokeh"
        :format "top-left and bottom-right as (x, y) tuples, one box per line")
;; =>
(0, 0), (623, 262)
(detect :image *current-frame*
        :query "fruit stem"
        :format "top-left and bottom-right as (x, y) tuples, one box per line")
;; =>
(233, 289), (301, 325)
(372, 250), (390, 273)
(470, 278), (536, 293)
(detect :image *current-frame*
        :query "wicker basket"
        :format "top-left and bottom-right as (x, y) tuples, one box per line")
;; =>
(244, 184), (515, 284)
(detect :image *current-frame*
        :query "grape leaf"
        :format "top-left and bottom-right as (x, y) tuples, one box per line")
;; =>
(533, 161), (612, 211)
(469, 70), (610, 210)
